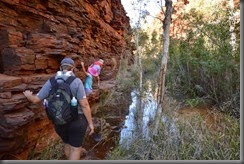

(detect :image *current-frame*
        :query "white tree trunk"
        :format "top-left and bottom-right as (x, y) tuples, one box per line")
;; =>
(134, 0), (143, 134)
(228, 0), (236, 52)
(153, 0), (173, 135)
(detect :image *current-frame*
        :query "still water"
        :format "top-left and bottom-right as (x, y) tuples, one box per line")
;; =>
(119, 90), (178, 148)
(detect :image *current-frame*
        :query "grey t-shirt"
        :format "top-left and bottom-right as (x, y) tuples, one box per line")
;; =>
(37, 71), (87, 114)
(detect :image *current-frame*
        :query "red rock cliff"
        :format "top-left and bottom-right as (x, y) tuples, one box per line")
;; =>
(0, 0), (133, 159)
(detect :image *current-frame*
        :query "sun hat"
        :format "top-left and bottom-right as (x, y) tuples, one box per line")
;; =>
(60, 58), (74, 67)
(98, 59), (104, 65)
(88, 66), (99, 77)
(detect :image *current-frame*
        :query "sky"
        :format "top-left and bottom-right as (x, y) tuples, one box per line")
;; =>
(121, 0), (179, 27)
(121, 0), (161, 27)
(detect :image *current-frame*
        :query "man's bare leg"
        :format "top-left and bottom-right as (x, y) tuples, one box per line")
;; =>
(68, 145), (82, 160)
(64, 144), (70, 159)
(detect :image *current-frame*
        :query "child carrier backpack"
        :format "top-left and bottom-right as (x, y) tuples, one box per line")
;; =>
(45, 75), (78, 125)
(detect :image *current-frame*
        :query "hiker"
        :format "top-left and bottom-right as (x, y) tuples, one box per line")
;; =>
(81, 61), (98, 96)
(23, 57), (94, 160)
(88, 59), (104, 86)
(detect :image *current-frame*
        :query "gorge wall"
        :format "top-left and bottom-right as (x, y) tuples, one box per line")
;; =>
(0, 0), (133, 159)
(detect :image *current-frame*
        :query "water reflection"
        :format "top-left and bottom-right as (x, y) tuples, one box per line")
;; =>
(119, 90), (157, 147)
(141, 92), (157, 139)
(119, 90), (179, 148)
(119, 90), (137, 147)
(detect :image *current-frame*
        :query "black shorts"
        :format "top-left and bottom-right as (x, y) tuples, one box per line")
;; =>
(54, 114), (88, 147)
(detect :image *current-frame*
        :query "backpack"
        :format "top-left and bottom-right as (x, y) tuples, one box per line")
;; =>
(45, 75), (78, 125)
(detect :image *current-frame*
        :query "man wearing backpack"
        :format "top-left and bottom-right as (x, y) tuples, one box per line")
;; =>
(23, 57), (94, 160)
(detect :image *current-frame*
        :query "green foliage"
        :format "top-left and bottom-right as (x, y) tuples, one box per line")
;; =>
(185, 97), (204, 107)
(97, 58), (138, 111)
(140, 57), (160, 94)
(116, 58), (139, 91)
(166, 2), (240, 117)
(132, 26), (162, 94)
(138, 31), (149, 46)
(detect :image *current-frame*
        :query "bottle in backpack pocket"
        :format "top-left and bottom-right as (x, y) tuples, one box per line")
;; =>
(43, 99), (48, 109)
(70, 97), (78, 119)
(71, 97), (77, 106)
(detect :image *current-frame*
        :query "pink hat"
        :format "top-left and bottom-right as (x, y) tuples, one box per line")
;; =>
(88, 66), (99, 77)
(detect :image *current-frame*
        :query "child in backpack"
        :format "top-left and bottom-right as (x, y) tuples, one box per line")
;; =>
(81, 61), (98, 96)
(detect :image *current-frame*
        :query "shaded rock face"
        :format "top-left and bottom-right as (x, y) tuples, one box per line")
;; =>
(0, 0), (133, 159)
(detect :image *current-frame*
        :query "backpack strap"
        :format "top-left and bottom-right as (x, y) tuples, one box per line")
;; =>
(49, 76), (57, 87)
(65, 76), (76, 85)
(65, 76), (77, 98)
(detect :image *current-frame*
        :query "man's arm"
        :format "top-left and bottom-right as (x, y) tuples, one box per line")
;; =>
(78, 98), (94, 135)
(23, 90), (41, 104)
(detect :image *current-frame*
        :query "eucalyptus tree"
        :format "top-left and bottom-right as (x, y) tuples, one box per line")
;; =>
(228, 0), (237, 52)
(129, 0), (152, 135)
(153, 0), (173, 135)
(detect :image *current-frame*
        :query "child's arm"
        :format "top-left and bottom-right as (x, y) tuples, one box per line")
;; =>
(96, 76), (100, 86)
(81, 62), (89, 76)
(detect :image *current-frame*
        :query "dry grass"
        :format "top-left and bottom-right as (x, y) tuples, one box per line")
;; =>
(107, 98), (240, 160)
(28, 139), (65, 160)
